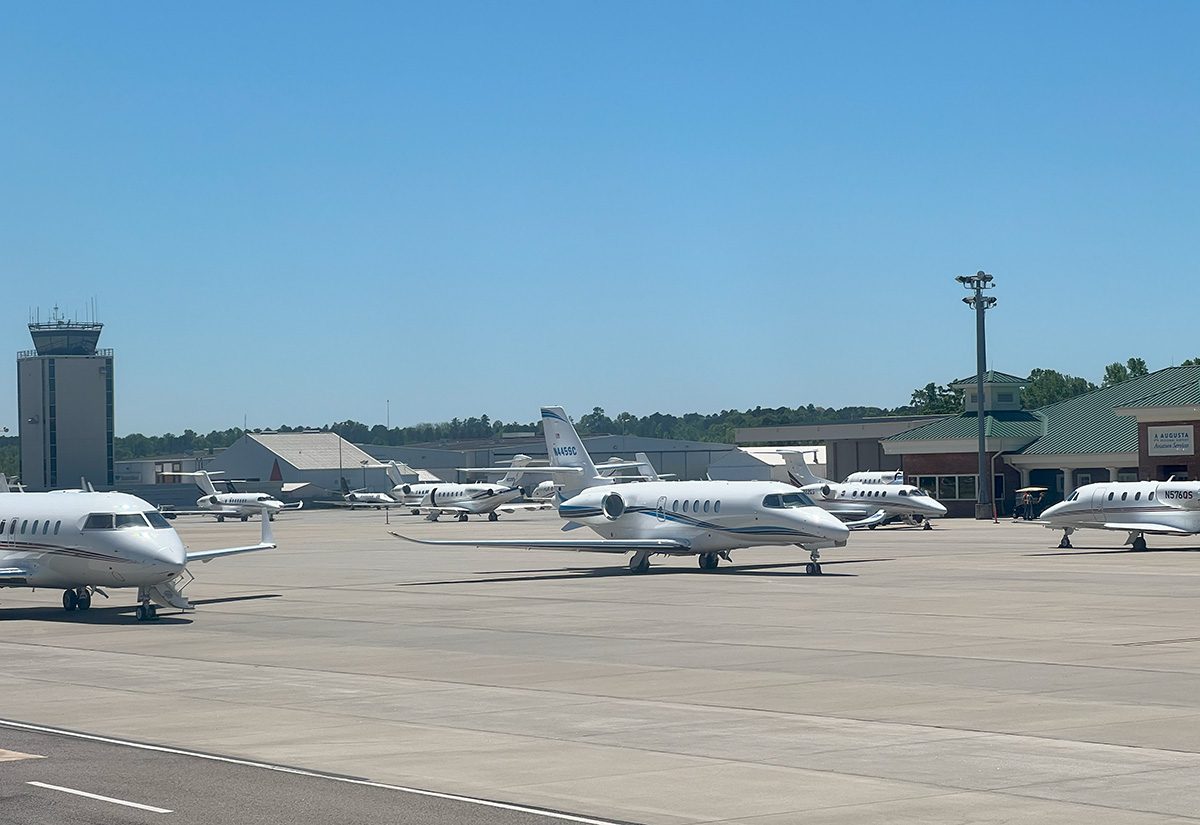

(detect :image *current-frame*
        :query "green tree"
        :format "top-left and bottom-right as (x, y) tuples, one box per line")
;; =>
(1023, 369), (1097, 408)
(908, 382), (962, 414)
(1101, 357), (1148, 388)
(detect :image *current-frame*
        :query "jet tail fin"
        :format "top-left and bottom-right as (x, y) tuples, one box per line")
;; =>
(499, 455), (533, 487)
(540, 406), (603, 497)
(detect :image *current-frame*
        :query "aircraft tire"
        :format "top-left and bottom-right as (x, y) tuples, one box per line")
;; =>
(241, 515), (249, 522)
(217, 516), (225, 523)
(136, 605), (148, 622)
(62, 590), (78, 611)
(1133, 536), (1148, 551)
(77, 591), (91, 610)
(458, 513), (468, 522)
(805, 563), (816, 575)
(488, 512), (499, 522)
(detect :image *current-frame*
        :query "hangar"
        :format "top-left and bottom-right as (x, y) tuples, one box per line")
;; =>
(206, 431), (391, 495)
(364, 434), (735, 485)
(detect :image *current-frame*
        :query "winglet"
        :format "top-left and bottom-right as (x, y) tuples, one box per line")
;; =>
(261, 506), (274, 545)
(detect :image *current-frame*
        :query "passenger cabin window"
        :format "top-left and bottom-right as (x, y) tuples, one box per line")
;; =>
(20, 520), (28, 534)
(1108, 493), (1114, 501)
(41, 521), (49, 535)
(1149, 492), (1156, 500)
(31, 520), (39, 533)
(1135, 492), (1142, 500)
(672, 499), (679, 511)
(703, 501), (710, 513)
(83, 514), (115, 530)
(714, 501), (721, 513)
(693, 500), (700, 512)
(682, 500), (689, 512)
(1121, 492), (1128, 501)
(53, 520), (61, 534)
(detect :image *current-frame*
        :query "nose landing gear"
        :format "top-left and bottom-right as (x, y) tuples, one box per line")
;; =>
(134, 586), (160, 622)
(805, 548), (823, 575)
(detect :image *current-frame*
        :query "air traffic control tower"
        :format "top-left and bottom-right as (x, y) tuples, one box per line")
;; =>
(17, 309), (114, 490)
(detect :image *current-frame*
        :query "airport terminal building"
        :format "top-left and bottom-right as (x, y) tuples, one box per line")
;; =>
(883, 367), (1200, 517)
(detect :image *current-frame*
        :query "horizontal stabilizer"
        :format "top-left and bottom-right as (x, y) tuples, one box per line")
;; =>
(845, 509), (889, 529)
(389, 531), (691, 555)
(456, 466), (583, 474)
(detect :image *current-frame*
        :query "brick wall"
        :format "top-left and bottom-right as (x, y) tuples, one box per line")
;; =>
(902, 452), (1022, 518)
(1139, 420), (1200, 480)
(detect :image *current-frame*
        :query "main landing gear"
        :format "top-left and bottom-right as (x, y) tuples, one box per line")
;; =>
(1128, 533), (1148, 552)
(61, 587), (92, 612)
(628, 552), (651, 573)
(805, 548), (823, 576)
(457, 513), (469, 522)
(698, 553), (719, 571)
(488, 512), (499, 522)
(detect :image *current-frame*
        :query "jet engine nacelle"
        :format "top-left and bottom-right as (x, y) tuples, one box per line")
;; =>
(802, 483), (837, 500)
(206, 495), (220, 505)
(400, 485), (412, 495)
(601, 491), (626, 520)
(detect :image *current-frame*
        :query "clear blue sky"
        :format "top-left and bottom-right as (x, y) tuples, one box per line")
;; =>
(2, 2), (1196, 435)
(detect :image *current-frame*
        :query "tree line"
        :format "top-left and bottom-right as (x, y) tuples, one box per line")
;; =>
(1, 355), (1196, 476)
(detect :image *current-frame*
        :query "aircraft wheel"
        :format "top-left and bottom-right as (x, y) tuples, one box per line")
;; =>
(868, 524), (877, 530)
(62, 590), (78, 611)
(77, 591), (92, 610)
(411, 509), (420, 516)
(923, 521), (932, 530)
(269, 514), (276, 521)
(217, 516), (225, 523)
(458, 513), (469, 522)
(136, 605), (148, 622)
(488, 512), (499, 522)
(241, 515), (249, 522)
(629, 553), (650, 573)
(1058, 536), (1072, 549)
(1133, 536), (1148, 552)
(815, 563), (823, 575)
(805, 563), (816, 575)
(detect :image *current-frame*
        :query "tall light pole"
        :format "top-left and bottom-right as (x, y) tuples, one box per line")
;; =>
(956, 271), (997, 519)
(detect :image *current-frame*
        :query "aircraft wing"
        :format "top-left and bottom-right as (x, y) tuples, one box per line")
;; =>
(389, 531), (691, 554)
(845, 509), (889, 529)
(331, 500), (404, 509)
(497, 502), (556, 513)
(455, 466), (582, 474)
(1103, 521), (1193, 535)
(186, 511), (277, 563)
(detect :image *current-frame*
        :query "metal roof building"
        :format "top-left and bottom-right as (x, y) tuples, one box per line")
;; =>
(884, 366), (1200, 516)
(207, 432), (391, 495)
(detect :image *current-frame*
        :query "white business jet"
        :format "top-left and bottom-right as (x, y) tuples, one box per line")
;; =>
(162, 471), (301, 522)
(335, 477), (402, 509)
(0, 489), (275, 621)
(395, 455), (535, 521)
(1039, 479), (1200, 550)
(788, 457), (946, 529)
(391, 406), (850, 574)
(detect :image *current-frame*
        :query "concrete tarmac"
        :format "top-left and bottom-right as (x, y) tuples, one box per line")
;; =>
(2, 509), (1200, 823)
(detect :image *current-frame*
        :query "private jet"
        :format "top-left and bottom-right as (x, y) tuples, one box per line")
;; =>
(788, 458), (947, 529)
(162, 471), (301, 522)
(0, 489), (276, 621)
(335, 477), (401, 509)
(1039, 479), (1200, 550)
(396, 455), (535, 521)
(391, 406), (850, 573)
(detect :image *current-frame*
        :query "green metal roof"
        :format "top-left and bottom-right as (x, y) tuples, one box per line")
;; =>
(1020, 366), (1200, 455)
(950, 370), (1029, 386)
(888, 367), (1200, 456)
(887, 410), (1045, 442)
(1121, 381), (1200, 410)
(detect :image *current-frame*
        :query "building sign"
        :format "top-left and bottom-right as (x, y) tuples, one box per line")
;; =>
(1148, 425), (1194, 456)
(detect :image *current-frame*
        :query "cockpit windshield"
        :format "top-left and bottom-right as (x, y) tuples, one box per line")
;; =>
(762, 492), (816, 509)
(144, 511), (173, 529)
(84, 512), (152, 530)
(115, 513), (150, 529)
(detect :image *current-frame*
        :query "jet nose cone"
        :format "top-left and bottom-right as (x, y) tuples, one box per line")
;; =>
(1040, 501), (1064, 520)
(812, 508), (851, 542)
(929, 499), (948, 517)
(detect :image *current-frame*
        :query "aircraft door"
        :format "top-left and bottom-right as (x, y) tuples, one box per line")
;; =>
(1089, 486), (1107, 521)
(656, 496), (667, 522)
